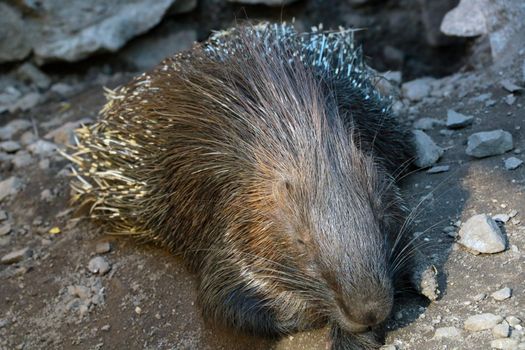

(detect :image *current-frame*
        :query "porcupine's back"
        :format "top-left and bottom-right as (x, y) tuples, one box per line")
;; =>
(67, 23), (414, 269)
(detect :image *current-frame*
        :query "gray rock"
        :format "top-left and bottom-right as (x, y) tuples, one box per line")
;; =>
(504, 157), (523, 170)
(493, 322), (510, 338)
(491, 339), (519, 350)
(379, 346), (396, 350)
(0, 210), (7, 221)
(0, 3), (32, 63)
(33, 0), (179, 63)
(19, 131), (37, 146)
(458, 214), (506, 254)
(0, 119), (32, 140)
(88, 256), (111, 275)
(505, 94), (516, 106)
(0, 223), (11, 236)
(446, 109), (474, 129)
(466, 130), (513, 158)
(0, 141), (22, 153)
(426, 165), (450, 174)
(40, 189), (54, 202)
(440, 0), (488, 37)
(95, 242), (111, 254)
(506, 316), (522, 327)
(16, 63), (51, 89)
(500, 79), (523, 93)
(412, 130), (443, 168)
(0, 177), (23, 202)
(27, 140), (58, 157)
(12, 151), (34, 168)
(50, 83), (75, 97)
(493, 214), (510, 223)
(402, 78), (435, 101)
(433, 326), (462, 339)
(491, 287), (512, 301)
(120, 29), (196, 70)
(227, 0), (298, 5)
(464, 313), (503, 331)
(9, 92), (41, 112)
(413, 117), (445, 130)
(1, 247), (32, 264)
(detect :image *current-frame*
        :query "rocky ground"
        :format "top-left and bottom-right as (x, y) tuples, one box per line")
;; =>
(1, 1), (525, 350)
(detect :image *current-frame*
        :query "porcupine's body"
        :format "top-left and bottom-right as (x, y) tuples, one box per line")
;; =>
(67, 23), (417, 349)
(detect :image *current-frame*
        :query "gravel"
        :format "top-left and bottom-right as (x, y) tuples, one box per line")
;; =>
(458, 214), (506, 254)
(466, 130), (513, 158)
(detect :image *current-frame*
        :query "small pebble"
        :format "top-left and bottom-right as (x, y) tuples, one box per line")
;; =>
(67, 285), (91, 300)
(0, 223), (11, 236)
(504, 157), (523, 170)
(135, 306), (142, 315)
(500, 79), (524, 93)
(379, 345), (396, 350)
(87, 256), (111, 275)
(433, 326), (462, 339)
(491, 338), (519, 350)
(464, 313), (503, 331)
(505, 94), (516, 106)
(0, 210), (7, 221)
(506, 316), (522, 327)
(413, 117), (444, 130)
(473, 293), (487, 302)
(491, 287), (512, 301)
(1, 247), (32, 264)
(101, 324), (110, 331)
(0, 176), (23, 202)
(95, 242), (111, 254)
(0, 141), (22, 153)
(492, 322), (510, 338)
(427, 165), (450, 174)
(412, 130), (443, 168)
(458, 214), (506, 254)
(493, 214), (510, 223)
(446, 109), (474, 129)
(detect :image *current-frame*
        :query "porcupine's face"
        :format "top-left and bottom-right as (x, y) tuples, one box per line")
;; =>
(275, 149), (399, 335)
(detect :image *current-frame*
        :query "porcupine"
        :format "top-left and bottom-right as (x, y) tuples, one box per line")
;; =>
(65, 23), (423, 349)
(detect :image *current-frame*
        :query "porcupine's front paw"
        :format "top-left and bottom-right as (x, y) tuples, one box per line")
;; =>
(328, 324), (382, 350)
(409, 249), (440, 301)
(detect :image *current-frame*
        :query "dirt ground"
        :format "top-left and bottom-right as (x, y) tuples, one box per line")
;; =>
(1, 23), (525, 350)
